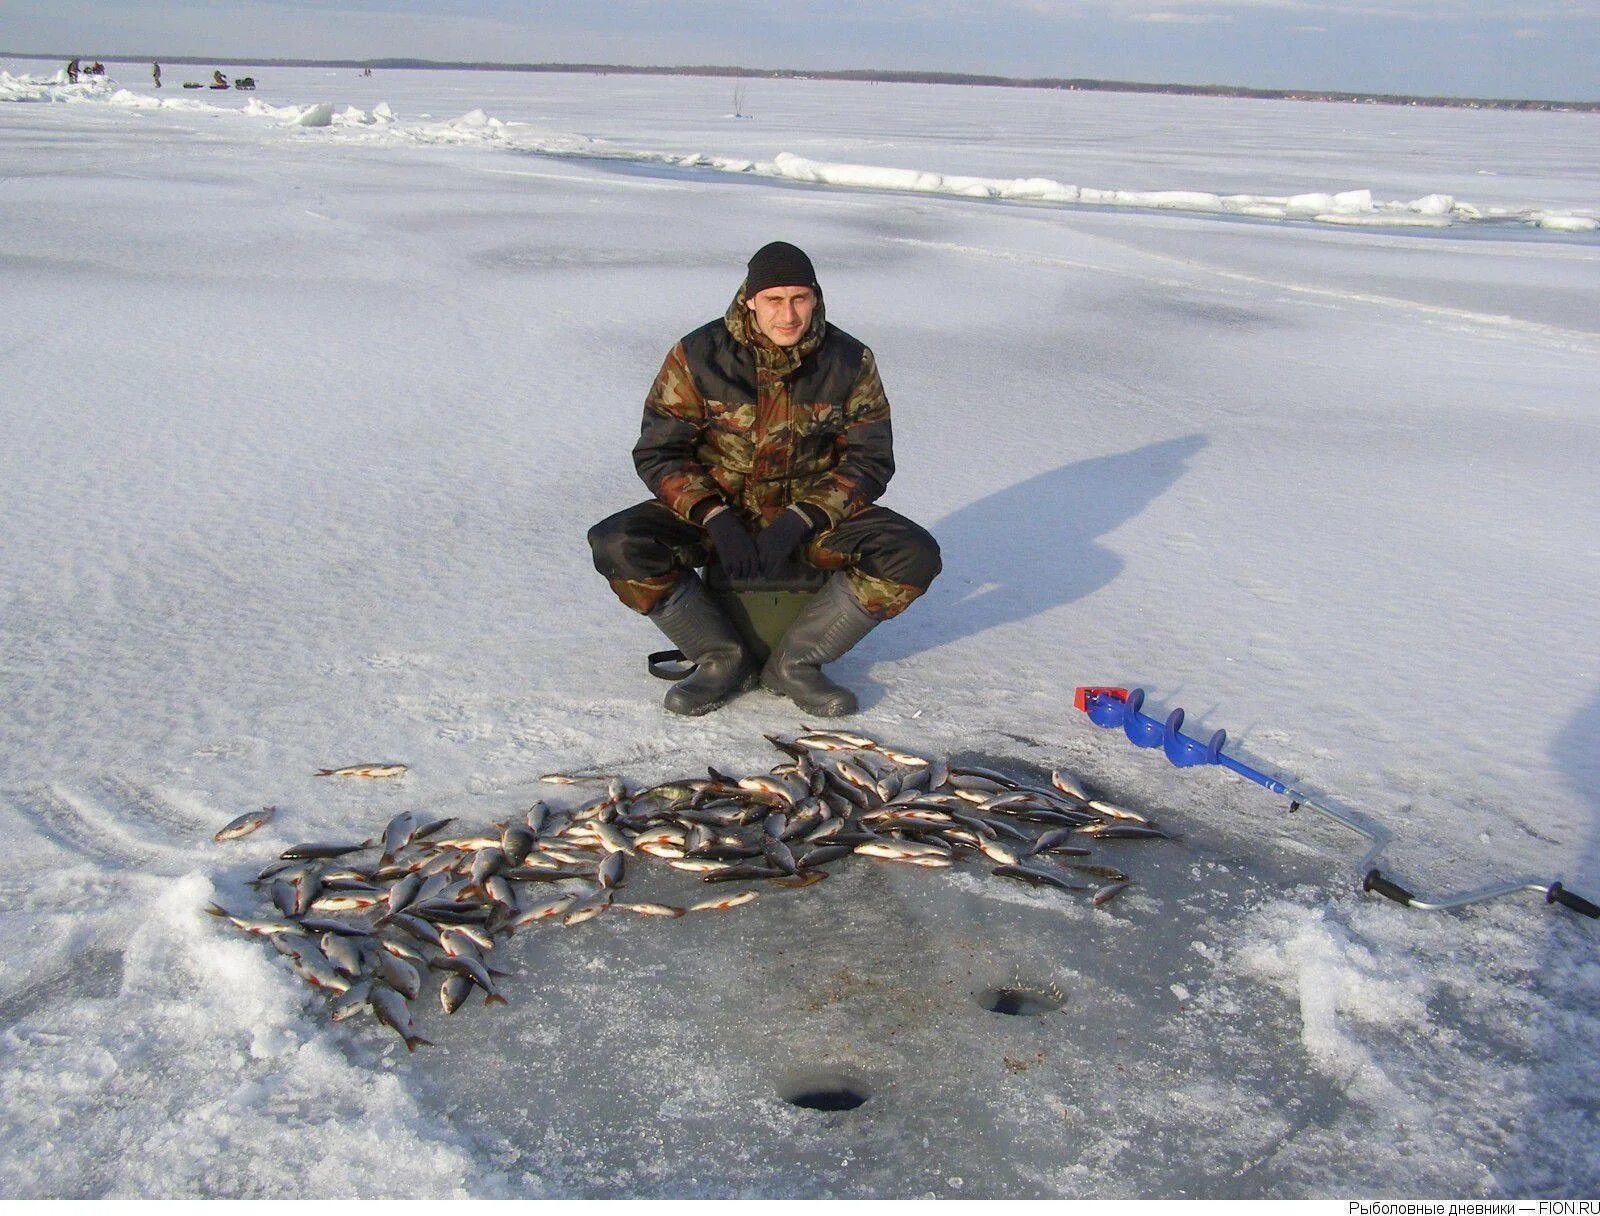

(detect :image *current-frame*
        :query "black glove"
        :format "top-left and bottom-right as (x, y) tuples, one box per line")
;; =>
(703, 507), (760, 580)
(755, 507), (814, 579)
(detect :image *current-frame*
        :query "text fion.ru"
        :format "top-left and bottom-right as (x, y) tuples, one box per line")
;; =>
(1348, 1204), (1598, 1216)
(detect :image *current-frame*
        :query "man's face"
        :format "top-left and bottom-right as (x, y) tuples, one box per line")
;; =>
(745, 285), (816, 347)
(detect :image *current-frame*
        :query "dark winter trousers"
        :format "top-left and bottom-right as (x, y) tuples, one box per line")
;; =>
(588, 501), (941, 620)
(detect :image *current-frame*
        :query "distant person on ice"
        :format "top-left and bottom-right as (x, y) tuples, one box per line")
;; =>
(588, 241), (941, 717)
(152, 62), (161, 88)
(212, 69), (228, 88)
(66, 58), (79, 83)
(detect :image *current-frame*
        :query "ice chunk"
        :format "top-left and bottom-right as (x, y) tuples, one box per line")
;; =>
(1126, 190), (1223, 212)
(771, 151), (945, 193)
(1286, 192), (1335, 214)
(998, 177), (1076, 202)
(1535, 213), (1599, 232)
(108, 89), (161, 110)
(293, 102), (333, 128)
(1407, 193), (1455, 216)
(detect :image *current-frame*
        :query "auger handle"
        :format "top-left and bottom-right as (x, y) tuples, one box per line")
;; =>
(1363, 869), (1414, 906)
(1547, 882), (1600, 919)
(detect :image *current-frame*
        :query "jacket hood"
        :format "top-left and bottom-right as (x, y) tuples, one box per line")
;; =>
(724, 281), (827, 375)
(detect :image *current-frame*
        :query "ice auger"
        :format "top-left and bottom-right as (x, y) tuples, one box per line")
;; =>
(1074, 686), (1598, 921)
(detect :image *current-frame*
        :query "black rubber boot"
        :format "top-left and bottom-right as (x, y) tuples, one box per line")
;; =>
(649, 574), (757, 716)
(761, 574), (879, 717)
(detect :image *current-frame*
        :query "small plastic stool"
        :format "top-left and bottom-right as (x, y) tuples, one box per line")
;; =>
(647, 560), (826, 680)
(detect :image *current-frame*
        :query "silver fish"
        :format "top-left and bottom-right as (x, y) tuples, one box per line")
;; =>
(993, 863), (1091, 893)
(591, 822), (635, 856)
(561, 892), (612, 926)
(1079, 823), (1168, 841)
(689, 890), (757, 912)
(484, 874), (518, 908)
(501, 825), (536, 867)
(1092, 880), (1133, 907)
(251, 858), (300, 885)
(762, 837), (798, 874)
(291, 952), (351, 993)
(380, 937), (427, 966)
(441, 923), (495, 952)
(1087, 799), (1149, 824)
(270, 879), (298, 917)
(431, 954), (507, 1005)
(316, 764), (407, 779)
(214, 806), (276, 843)
(855, 839), (947, 861)
(310, 893), (382, 912)
(596, 851), (626, 889)
(667, 858), (733, 874)
(470, 847), (507, 887)
(320, 932), (367, 977)
(382, 812), (417, 860)
(315, 761), (406, 777)
(280, 841), (369, 860)
(800, 727), (879, 749)
(205, 903), (298, 937)
(377, 948), (422, 1000)
(370, 984), (431, 1051)
(772, 870), (827, 888)
(298, 914), (377, 937)
(440, 973), (474, 1014)
(385, 873), (422, 919)
(330, 979), (373, 1021)
(508, 893), (576, 929)
(615, 901), (686, 918)
(1051, 769), (1089, 801)
(637, 841), (687, 860)
(977, 839), (1023, 866)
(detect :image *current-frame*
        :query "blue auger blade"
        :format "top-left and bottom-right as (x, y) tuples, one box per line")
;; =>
(1077, 686), (1290, 793)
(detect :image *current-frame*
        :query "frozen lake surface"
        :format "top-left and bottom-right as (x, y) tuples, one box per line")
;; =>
(1, 59), (1597, 1197)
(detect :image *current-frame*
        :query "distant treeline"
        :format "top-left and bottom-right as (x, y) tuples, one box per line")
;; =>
(8, 52), (1596, 112)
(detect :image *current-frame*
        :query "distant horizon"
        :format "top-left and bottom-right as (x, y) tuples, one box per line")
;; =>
(4, 51), (1596, 110)
(2, 0), (1596, 101)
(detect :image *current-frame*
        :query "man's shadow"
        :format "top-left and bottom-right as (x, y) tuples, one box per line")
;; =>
(1503, 685), (1600, 1192)
(862, 434), (1207, 665)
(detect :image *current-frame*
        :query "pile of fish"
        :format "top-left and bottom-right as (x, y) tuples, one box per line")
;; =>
(207, 729), (1169, 1052)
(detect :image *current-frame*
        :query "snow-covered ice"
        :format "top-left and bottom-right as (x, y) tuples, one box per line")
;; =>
(1, 59), (1597, 1197)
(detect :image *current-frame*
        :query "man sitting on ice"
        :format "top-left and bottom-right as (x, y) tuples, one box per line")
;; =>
(588, 242), (941, 717)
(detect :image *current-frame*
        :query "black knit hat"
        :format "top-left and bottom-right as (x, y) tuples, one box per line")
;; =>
(745, 241), (817, 297)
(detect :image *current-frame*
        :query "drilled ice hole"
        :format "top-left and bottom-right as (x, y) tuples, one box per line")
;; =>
(777, 1069), (871, 1112)
(976, 982), (1064, 1016)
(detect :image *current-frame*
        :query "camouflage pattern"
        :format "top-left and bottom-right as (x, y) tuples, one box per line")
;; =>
(590, 501), (939, 621)
(632, 287), (895, 530)
(803, 507), (939, 619)
(594, 282), (937, 620)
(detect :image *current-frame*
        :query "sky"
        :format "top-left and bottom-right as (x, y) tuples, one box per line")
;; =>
(3, 0), (1597, 100)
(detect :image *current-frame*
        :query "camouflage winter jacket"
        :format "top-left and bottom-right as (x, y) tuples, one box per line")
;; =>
(632, 286), (894, 530)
